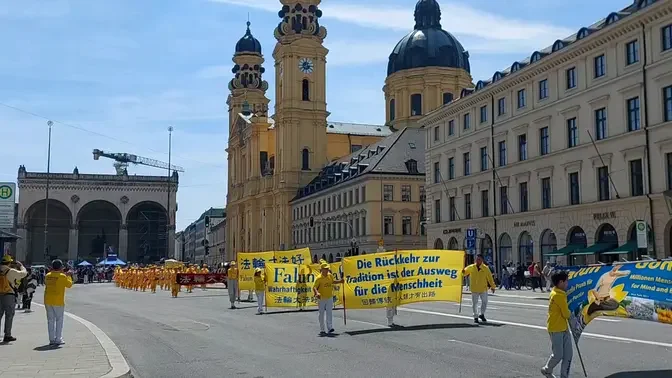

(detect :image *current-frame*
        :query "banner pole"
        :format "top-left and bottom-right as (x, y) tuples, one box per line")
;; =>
(341, 260), (347, 326)
(459, 252), (465, 313)
(569, 324), (588, 377)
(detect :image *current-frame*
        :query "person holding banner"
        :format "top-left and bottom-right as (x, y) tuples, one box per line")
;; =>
(313, 263), (343, 335)
(542, 270), (573, 378)
(253, 268), (266, 315)
(462, 254), (495, 324)
(227, 261), (239, 309)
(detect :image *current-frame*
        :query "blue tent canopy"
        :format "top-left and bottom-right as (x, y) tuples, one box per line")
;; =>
(77, 261), (92, 267)
(97, 258), (126, 266)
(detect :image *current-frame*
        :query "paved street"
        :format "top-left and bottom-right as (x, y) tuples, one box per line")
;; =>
(48, 284), (672, 378)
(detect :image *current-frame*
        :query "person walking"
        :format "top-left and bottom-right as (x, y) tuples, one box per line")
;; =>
(533, 262), (544, 292)
(543, 261), (553, 292)
(542, 271), (573, 378)
(313, 263), (343, 335)
(0, 255), (27, 342)
(253, 268), (266, 314)
(462, 254), (495, 324)
(44, 259), (73, 346)
(22, 269), (38, 313)
(227, 261), (239, 309)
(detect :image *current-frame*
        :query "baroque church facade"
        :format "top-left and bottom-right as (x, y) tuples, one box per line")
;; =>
(225, 0), (473, 257)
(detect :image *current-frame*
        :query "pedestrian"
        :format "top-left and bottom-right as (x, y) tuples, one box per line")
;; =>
(0, 255), (27, 342)
(22, 269), (38, 313)
(543, 261), (553, 291)
(499, 264), (510, 290)
(313, 262), (343, 335)
(462, 254), (495, 324)
(227, 261), (239, 309)
(542, 270), (573, 378)
(253, 268), (266, 314)
(533, 262), (544, 292)
(44, 259), (73, 346)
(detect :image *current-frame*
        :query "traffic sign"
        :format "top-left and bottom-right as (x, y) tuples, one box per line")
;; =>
(0, 182), (16, 229)
(466, 228), (477, 255)
(466, 228), (476, 239)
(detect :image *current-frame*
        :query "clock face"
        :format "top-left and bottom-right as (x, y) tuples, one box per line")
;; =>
(298, 58), (314, 74)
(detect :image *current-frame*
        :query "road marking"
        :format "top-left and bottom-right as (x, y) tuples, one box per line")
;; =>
(460, 298), (620, 322)
(448, 339), (536, 359)
(594, 318), (621, 323)
(399, 307), (672, 348)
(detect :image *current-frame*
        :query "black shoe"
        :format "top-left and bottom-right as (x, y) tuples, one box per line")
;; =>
(3, 336), (16, 342)
(479, 315), (487, 323)
(319, 331), (327, 336)
(474, 317), (479, 324)
(328, 328), (335, 333)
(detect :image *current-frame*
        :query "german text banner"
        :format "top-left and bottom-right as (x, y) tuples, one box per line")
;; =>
(342, 252), (397, 309)
(237, 252), (275, 291)
(274, 248), (311, 265)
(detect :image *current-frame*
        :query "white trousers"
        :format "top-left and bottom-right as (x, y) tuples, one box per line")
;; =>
(545, 277), (552, 291)
(318, 298), (333, 332)
(45, 305), (65, 343)
(256, 290), (264, 313)
(227, 280), (238, 306)
(471, 292), (488, 318)
(386, 306), (397, 325)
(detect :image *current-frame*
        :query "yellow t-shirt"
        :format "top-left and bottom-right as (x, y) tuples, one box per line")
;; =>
(314, 273), (334, 300)
(253, 274), (266, 291)
(464, 263), (495, 293)
(44, 271), (73, 307)
(228, 267), (239, 280)
(547, 288), (571, 332)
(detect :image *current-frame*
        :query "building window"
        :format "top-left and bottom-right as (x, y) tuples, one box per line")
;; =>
(355, 218), (360, 237)
(519, 182), (529, 212)
(434, 162), (440, 184)
(402, 216), (412, 235)
(463, 152), (471, 176)
(595, 108), (607, 140)
(449, 197), (456, 221)
(389, 99), (395, 121)
(401, 185), (411, 202)
(480, 105), (487, 123)
(627, 97), (641, 131)
(664, 85), (672, 122)
(567, 118), (578, 148)
(443, 92), (454, 105)
(481, 190), (489, 217)
(301, 148), (310, 170)
(626, 40), (639, 65)
(302, 79), (310, 101)
(539, 127), (549, 155)
(566, 67), (577, 89)
(668, 153), (672, 190)
(362, 186), (366, 201)
(518, 134), (527, 161)
(498, 97), (506, 116)
(411, 94), (422, 116)
(448, 157), (455, 180)
(348, 191), (353, 206)
(630, 159), (644, 196)
(351, 144), (362, 153)
(361, 215), (366, 235)
(448, 120), (455, 136)
(594, 54), (605, 78)
(420, 186), (426, 202)
(433, 126), (440, 141)
(499, 186), (508, 215)
(498, 141), (507, 167)
(465, 193), (472, 219)
(663, 24), (672, 51)
(598, 166), (610, 201)
(539, 79), (549, 100)
(569, 172), (580, 205)
(517, 89), (526, 108)
(384, 216), (394, 235)
(463, 113), (471, 130)
(355, 188), (359, 204)
(542, 177), (551, 209)
(480, 147), (488, 171)
(383, 184), (394, 201)
(434, 199), (441, 223)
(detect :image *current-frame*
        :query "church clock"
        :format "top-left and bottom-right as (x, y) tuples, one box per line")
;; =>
(298, 58), (314, 74)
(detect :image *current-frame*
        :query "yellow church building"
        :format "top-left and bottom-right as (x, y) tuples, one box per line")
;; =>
(225, 0), (473, 259)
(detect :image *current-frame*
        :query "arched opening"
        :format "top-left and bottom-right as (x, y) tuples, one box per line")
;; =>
(567, 226), (588, 266)
(626, 221), (654, 260)
(518, 231), (533, 265)
(443, 92), (454, 105)
(480, 234), (493, 265)
(498, 233), (512, 265)
(389, 99), (396, 122)
(126, 201), (168, 264)
(336, 253), (341, 262)
(328, 253), (334, 263)
(448, 237), (459, 250)
(321, 253), (327, 262)
(434, 238), (444, 249)
(540, 229), (558, 263)
(302, 79), (310, 101)
(313, 254), (318, 263)
(301, 148), (310, 171)
(411, 93), (422, 116)
(24, 199), (72, 264)
(77, 201), (122, 262)
(595, 223), (619, 263)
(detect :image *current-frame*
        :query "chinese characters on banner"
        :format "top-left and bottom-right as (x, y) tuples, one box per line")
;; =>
(264, 263), (343, 308)
(176, 273), (226, 285)
(237, 249), (312, 291)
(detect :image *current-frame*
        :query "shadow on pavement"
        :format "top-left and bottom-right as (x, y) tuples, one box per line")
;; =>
(33, 344), (59, 351)
(605, 370), (672, 378)
(174, 294), (227, 299)
(346, 323), (477, 336)
(264, 309), (319, 315)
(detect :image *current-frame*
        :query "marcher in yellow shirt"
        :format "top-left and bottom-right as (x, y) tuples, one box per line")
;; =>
(44, 259), (73, 345)
(253, 268), (266, 314)
(313, 263), (344, 335)
(200, 265), (209, 291)
(462, 254), (495, 324)
(542, 271), (573, 378)
(227, 262), (239, 309)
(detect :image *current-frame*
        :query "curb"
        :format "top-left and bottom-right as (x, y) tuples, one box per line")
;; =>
(33, 303), (132, 378)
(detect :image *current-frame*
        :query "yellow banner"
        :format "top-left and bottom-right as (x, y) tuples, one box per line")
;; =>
(264, 262), (343, 308)
(237, 252), (275, 291)
(274, 248), (311, 265)
(342, 250), (464, 309)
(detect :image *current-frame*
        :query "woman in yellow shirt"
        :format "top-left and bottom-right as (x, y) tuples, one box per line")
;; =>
(44, 259), (73, 345)
(253, 268), (266, 314)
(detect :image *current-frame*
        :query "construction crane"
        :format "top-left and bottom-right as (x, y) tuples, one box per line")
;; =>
(93, 149), (185, 175)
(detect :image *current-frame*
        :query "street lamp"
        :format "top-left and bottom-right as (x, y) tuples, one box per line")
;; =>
(43, 120), (53, 262)
(167, 126), (173, 259)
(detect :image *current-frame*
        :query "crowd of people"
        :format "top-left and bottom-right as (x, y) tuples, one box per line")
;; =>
(498, 261), (555, 292)
(114, 263), (213, 298)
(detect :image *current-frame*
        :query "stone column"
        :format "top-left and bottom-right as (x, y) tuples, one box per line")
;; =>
(16, 226), (27, 262)
(118, 224), (128, 261)
(168, 225), (175, 258)
(68, 224), (78, 261)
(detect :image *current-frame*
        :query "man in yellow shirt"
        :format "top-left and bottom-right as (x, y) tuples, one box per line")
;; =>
(227, 261), (239, 309)
(44, 259), (73, 346)
(313, 263), (344, 335)
(542, 271), (572, 378)
(462, 254), (495, 324)
(253, 268), (266, 314)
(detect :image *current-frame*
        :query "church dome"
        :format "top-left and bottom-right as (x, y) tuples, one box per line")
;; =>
(387, 0), (470, 76)
(235, 21), (262, 54)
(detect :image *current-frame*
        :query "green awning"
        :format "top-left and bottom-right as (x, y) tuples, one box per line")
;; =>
(602, 240), (638, 255)
(572, 243), (615, 255)
(570, 251), (599, 256)
(548, 244), (583, 256)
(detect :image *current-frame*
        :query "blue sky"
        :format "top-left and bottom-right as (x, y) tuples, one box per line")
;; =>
(0, 0), (632, 230)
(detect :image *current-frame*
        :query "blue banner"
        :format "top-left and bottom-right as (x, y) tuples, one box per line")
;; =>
(562, 261), (672, 342)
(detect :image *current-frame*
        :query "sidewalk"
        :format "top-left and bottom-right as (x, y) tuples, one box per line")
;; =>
(1, 303), (126, 378)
